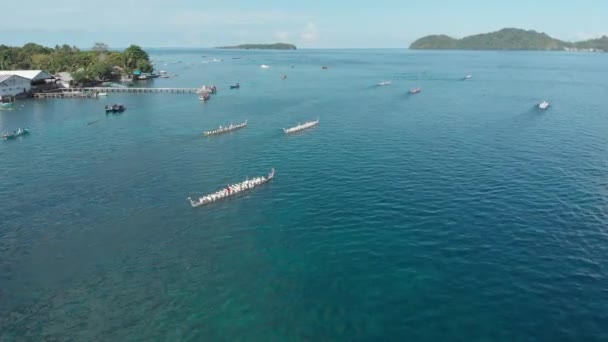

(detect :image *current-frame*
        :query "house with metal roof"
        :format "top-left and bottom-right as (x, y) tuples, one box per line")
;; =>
(0, 74), (31, 97)
(0, 70), (54, 84)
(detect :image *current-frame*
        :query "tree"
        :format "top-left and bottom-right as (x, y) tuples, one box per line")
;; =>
(123, 45), (152, 72)
(136, 59), (153, 73)
(92, 42), (109, 53)
(89, 61), (113, 81)
(30, 54), (51, 70)
(72, 70), (88, 84)
(107, 52), (124, 68)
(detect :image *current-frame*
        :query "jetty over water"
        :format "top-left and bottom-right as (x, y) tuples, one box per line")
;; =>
(79, 87), (200, 94)
(34, 87), (200, 98)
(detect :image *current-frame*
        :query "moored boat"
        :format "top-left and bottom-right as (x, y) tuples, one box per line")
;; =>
(463, 75), (473, 80)
(187, 168), (275, 207)
(283, 119), (319, 134)
(377, 81), (392, 86)
(197, 85), (217, 94)
(260, 64), (270, 69)
(538, 101), (550, 110)
(2, 128), (29, 140)
(230, 83), (240, 89)
(105, 104), (126, 113)
(0, 96), (14, 109)
(409, 88), (422, 94)
(203, 120), (247, 136)
(199, 93), (211, 101)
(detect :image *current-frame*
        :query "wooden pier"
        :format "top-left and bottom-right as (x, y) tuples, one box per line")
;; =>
(79, 87), (200, 94)
(34, 87), (200, 99)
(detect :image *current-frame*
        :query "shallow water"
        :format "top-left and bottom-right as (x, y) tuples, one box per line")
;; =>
(1, 49), (608, 341)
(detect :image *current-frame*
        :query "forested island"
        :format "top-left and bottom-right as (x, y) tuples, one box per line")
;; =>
(217, 43), (297, 50)
(410, 28), (608, 51)
(0, 43), (153, 84)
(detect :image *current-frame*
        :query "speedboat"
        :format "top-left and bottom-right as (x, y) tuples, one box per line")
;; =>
(538, 101), (550, 110)
(230, 83), (240, 89)
(409, 88), (422, 94)
(2, 128), (29, 140)
(260, 64), (270, 69)
(377, 81), (392, 86)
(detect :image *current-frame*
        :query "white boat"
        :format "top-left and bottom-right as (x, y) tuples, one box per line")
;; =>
(98, 92), (108, 97)
(187, 168), (275, 207)
(196, 85), (217, 94)
(538, 101), (550, 110)
(377, 81), (392, 86)
(283, 119), (319, 134)
(203, 120), (247, 136)
(260, 64), (270, 69)
(464, 75), (473, 80)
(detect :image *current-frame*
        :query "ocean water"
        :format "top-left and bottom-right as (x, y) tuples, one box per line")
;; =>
(1, 49), (608, 341)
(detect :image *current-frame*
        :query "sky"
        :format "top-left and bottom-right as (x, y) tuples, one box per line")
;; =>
(1, 0), (607, 48)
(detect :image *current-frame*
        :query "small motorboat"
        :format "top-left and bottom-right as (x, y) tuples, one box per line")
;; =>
(98, 92), (108, 97)
(260, 64), (270, 69)
(322, 66), (329, 70)
(199, 93), (211, 101)
(282, 74), (287, 80)
(538, 101), (550, 110)
(2, 128), (29, 140)
(463, 75), (473, 80)
(409, 88), (422, 94)
(230, 83), (240, 89)
(105, 104), (126, 114)
(377, 81), (392, 86)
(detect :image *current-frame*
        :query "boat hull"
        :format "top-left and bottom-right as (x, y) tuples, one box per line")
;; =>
(283, 120), (319, 134)
(188, 168), (274, 207)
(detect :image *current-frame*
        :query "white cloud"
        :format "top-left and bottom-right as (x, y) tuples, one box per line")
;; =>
(300, 22), (319, 43)
(274, 31), (290, 42)
(167, 10), (305, 29)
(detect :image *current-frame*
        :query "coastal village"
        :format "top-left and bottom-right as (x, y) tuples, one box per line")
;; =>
(0, 43), (157, 103)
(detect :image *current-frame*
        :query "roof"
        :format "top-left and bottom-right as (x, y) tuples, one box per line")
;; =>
(55, 72), (73, 82)
(0, 70), (54, 81)
(0, 74), (31, 85)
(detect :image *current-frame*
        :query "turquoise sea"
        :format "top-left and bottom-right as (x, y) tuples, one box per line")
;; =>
(1, 49), (608, 341)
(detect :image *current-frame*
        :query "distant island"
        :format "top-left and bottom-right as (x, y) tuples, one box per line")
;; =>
(410, 28), (608, 52)
(216, 43), (297, 50)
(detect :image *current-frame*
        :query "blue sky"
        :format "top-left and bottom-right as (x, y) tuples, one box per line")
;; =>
(2, 0), (607, 48)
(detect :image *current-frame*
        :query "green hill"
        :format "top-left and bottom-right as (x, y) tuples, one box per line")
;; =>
(217, 43), (297, 50)
(574, 36), (608, 50)
(410, 28), (607, 51)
